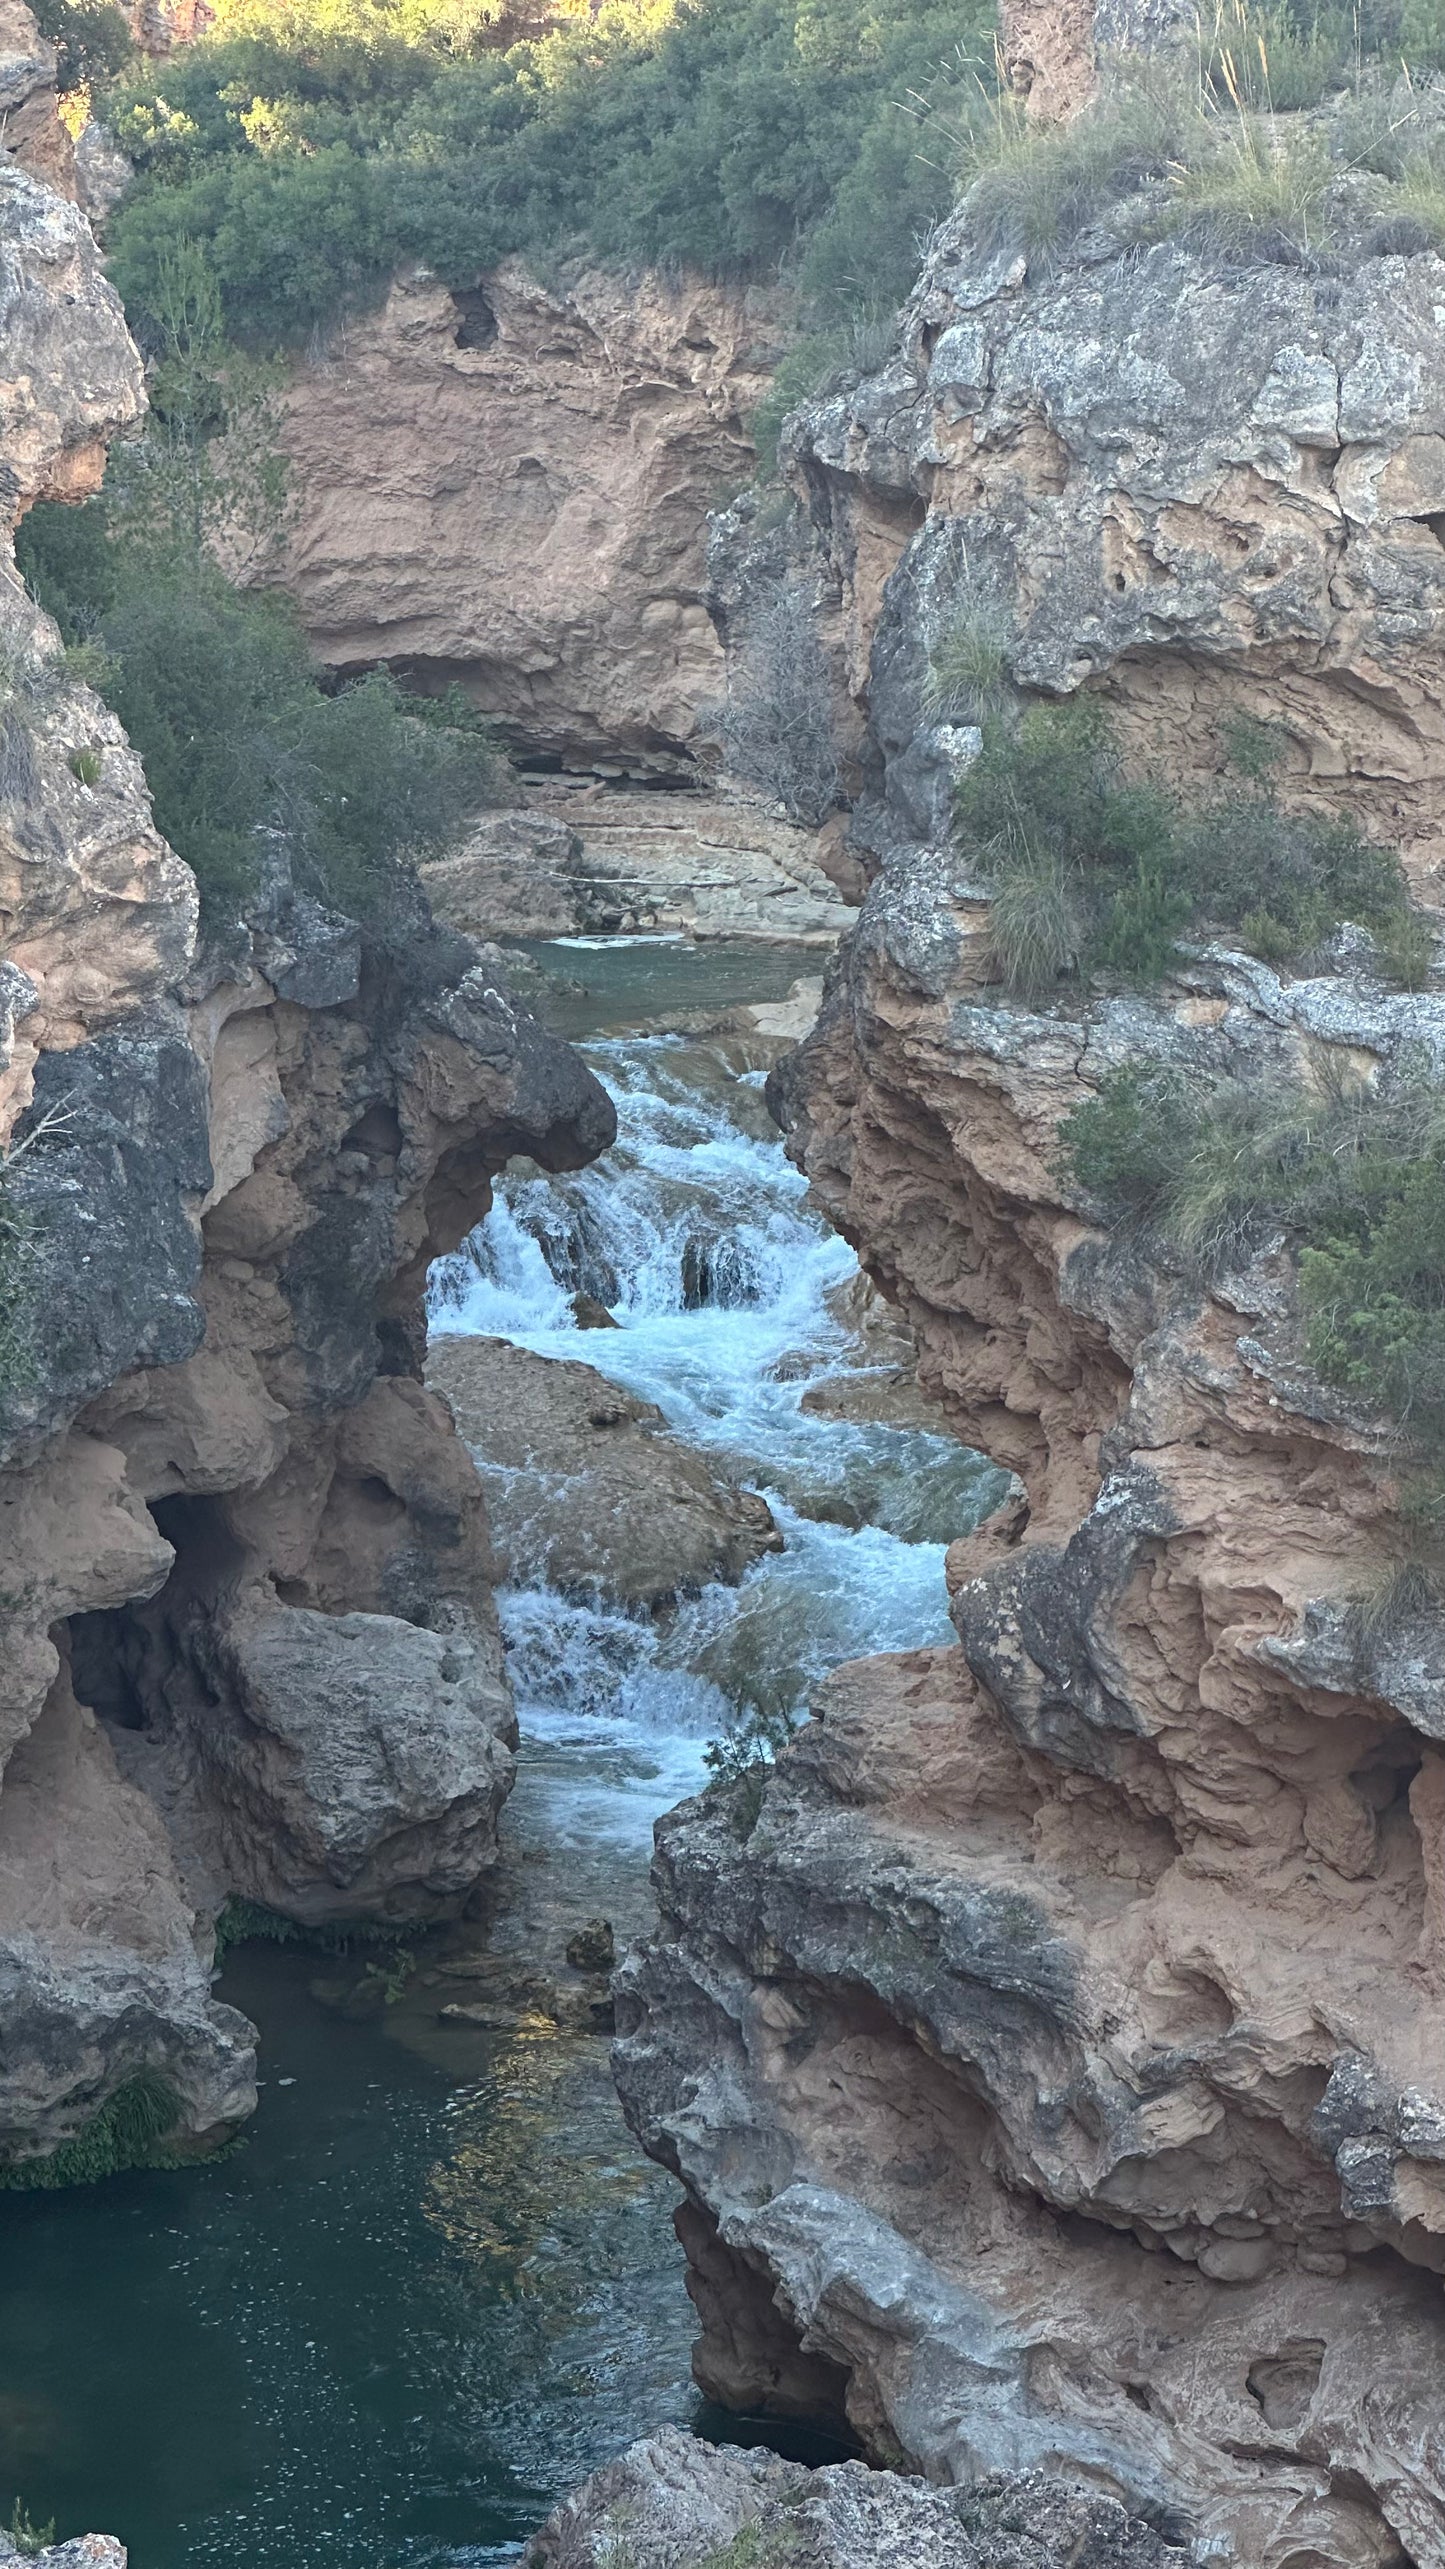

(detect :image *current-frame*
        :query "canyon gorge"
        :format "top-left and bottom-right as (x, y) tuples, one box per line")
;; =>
(5, 0), (1445, 2563)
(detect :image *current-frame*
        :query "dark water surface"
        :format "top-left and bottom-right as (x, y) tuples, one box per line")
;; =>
(0, 935), (999, 2566)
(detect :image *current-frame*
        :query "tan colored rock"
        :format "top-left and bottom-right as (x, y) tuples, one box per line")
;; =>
(269, 261), (785, 773)
(0, 1662), (255, 2159)
(0, 0), (77, 196)
(426, 785), (856, 945)
(621, 833), (1445, 2562)
(1000, 0), (1097, 120)
(428, 1333), (781, 1606)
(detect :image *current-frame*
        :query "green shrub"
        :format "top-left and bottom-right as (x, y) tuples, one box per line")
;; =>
(924, 600), (1011, 724)
(954, 67), (1202, 263)
(704, 1704), (799, 1838)
(955, 701), (1425, 996)
(18, 502), (500, 923)
(1060, 1053), (1445, 1508)
(1167, 112), (1335, 253)
(101, 0), (994, 351)
(68, 746), (102, 785)
(0, 2070), (185, 2190)
(30, 0), (131, 91)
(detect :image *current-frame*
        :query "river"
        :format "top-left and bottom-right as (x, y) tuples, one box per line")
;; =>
(0, 938), (1004, 2567)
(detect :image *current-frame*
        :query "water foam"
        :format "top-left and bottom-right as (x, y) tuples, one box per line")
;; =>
(430, 1033), (1006, 1839)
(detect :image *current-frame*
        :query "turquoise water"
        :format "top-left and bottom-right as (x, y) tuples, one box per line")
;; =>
(0, 940), (1001, 2566)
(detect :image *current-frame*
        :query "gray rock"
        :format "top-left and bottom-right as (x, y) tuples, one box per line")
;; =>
(523, 2426), (1186, 2567)
(1, 1012), (211, 1465)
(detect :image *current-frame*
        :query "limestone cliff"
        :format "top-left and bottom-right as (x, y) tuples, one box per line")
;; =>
(613, 134), (1445, 2569)
(270, 260), (786, 777)
(0, 24), (614, 2170)
(762, 178), (1445, 880)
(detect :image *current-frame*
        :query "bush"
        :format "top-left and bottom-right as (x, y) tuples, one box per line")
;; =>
(954, 68), (1201, 264)
(18, 500), (501, 921)
(5, 2502), (57, 2559)
(30, 0), (131, 91)
(954, 701), (1424, 996)
(721, 586), (840, 828)
(101, 0), (996, 350)
(1059, 1053), (1445, 1508)
(924, 599), (1011, 723)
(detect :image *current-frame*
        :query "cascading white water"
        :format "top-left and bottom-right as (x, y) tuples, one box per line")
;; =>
(430, 1030), (1008, 1846)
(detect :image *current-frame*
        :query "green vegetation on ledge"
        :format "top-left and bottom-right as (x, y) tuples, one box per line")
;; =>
(1059, 1053), (1445, 1518)
(0, 2069), (188, 2191)
(954, 700), (1429, 996)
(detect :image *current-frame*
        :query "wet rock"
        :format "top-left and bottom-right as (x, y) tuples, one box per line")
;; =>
(571, 1292), (619, 1330)
(428, 1335), (781, 1606)
(522, 2425), (1185, 2567)
(565, 1918), (615, 1972)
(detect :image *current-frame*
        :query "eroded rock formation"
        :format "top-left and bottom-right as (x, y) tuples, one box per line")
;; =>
(524, 2424), (1179, 2568)
(0, 20), (616, 2166)
(424, 785), (857, 944)
(613, 131), (1445, 2569)
(270, 261), (786, 776)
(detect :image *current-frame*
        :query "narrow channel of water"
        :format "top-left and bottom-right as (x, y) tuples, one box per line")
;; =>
(0, 938), (1003, 2567)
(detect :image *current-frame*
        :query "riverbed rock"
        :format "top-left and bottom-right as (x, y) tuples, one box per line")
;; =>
(428, 1335), (781, 1606)
(523, 2425), (1185, 2568)
(424, 786), (856, 946)
(267, 261), (787, 777)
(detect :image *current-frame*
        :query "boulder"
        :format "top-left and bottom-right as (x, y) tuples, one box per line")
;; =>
(428, 1335), (781, 1606)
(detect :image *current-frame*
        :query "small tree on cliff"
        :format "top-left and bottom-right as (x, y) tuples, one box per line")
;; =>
(721, 589), (840, 831)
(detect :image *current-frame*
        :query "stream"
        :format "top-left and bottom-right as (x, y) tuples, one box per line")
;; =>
(0, 938), (1004, 2568)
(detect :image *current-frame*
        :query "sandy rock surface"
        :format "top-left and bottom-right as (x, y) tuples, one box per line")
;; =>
(425, 788), (856, 947)
(269, 262), (786, 775)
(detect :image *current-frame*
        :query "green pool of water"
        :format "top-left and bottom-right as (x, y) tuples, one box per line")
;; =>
(0, 1924), (691, 2568)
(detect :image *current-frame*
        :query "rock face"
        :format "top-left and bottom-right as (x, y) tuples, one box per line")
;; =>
(618, 890), (1445, 2568)
(0, 44), (618, 2166)
(424, 786), (857, 945)
(523, 2425), (1182, 2568)
(270, 261), (785, 776)
(428, 1334), (780, 1607)
(615, 158), (1445, 2569)
(769, 186), (1445, 888)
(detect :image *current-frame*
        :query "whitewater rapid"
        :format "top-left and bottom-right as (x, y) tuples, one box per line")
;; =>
(429, 1030), (1007, 1845)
